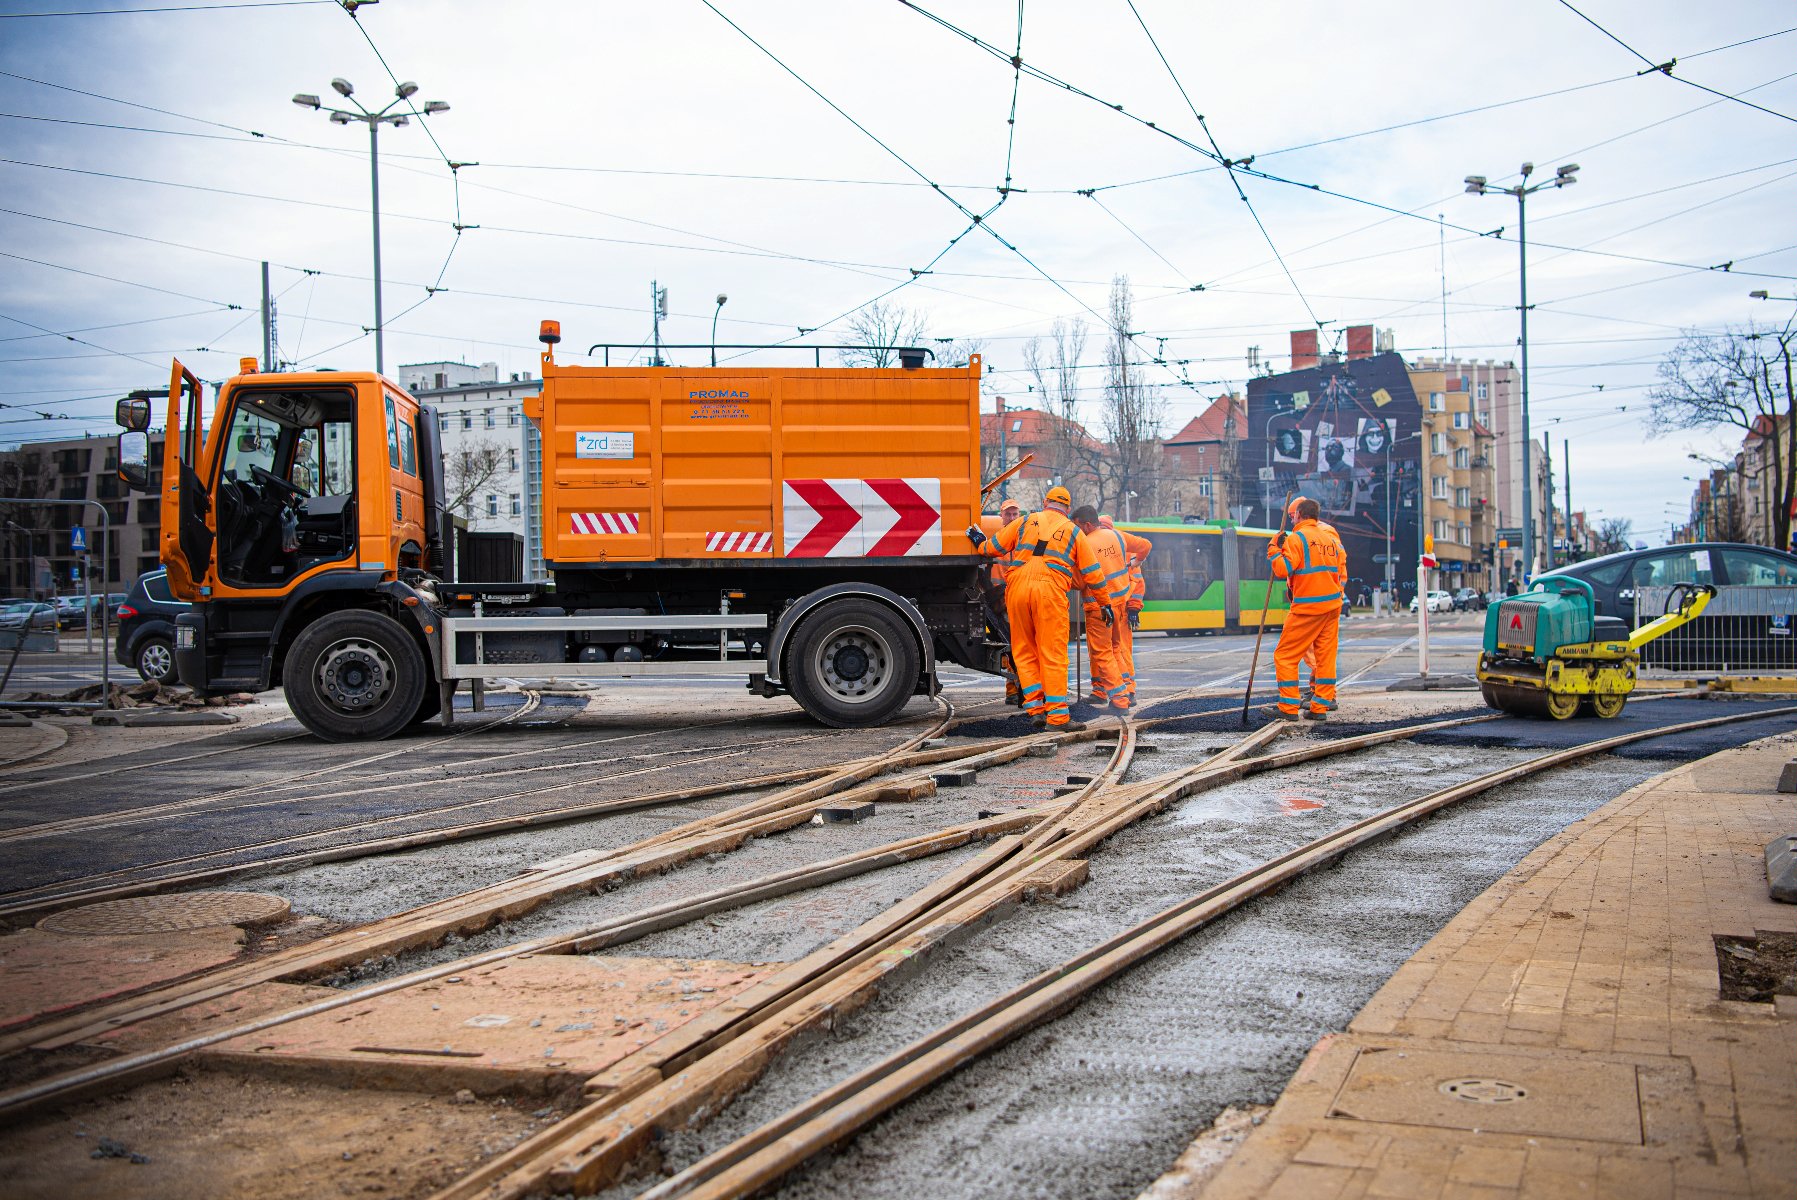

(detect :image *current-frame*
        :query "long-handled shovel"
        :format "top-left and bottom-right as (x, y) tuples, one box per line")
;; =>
(1241, 491), (1295, 725)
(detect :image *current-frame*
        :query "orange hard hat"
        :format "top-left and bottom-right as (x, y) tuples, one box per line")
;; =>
(1046, 485), (1072, 507)
(1288, 494), (1311, 516)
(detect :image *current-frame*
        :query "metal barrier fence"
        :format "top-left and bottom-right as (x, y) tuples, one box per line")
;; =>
(1634, 585), (1797, 676)
(0, 604), (119, 708)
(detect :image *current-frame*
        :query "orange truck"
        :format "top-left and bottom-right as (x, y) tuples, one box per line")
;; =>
(113, 323), (1002, 741)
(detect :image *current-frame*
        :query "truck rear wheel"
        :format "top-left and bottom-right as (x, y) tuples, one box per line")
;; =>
(785, 599), (920, 728)
(284, 609), (428, 742)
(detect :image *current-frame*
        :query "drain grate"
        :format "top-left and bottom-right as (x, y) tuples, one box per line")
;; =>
(37, 891), (291, 936)
(1439, 1077), (1528, 1104)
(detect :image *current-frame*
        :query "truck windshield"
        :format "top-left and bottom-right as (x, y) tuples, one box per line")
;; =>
(221, 409), (282, 482)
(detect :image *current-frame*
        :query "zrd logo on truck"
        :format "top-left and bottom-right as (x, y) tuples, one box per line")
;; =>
(782, 478), (941, 558)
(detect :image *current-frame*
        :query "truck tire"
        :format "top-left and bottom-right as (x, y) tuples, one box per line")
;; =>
(785, 598), (920, 728)
(284, 609), (428, 742)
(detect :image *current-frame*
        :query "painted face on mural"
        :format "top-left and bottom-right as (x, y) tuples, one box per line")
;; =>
(1359, 421), (1389, 455)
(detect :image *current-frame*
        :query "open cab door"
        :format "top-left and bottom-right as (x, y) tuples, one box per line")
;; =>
(160, 359), (215, 602)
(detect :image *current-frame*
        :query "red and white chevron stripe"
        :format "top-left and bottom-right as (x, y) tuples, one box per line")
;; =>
(569, 511), (640, 535)
(706, 531), (772, 553)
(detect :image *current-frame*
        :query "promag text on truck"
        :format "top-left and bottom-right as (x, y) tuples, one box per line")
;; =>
(112, 323), (1008, 741)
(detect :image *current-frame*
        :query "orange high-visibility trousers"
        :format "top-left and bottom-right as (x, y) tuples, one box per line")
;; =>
(1008, 575), (1074, 724)
(1273, 606), (1340, 716)
(1084, 602), (1132, 707)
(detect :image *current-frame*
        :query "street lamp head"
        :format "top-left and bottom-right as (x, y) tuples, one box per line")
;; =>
(422, 100), (450, 115)
(1750, 290), (1770, 300)
(291, 93), (321, 109)
(715, 293), (728, 306)
(1520, 161), (1534, 177)
(389, 114), (409, 127)
(1556, 163), (1579, 177)
(329, 111), (353, 125)
(1463, 174), (1487, 194)
(395, 81), (419, 99)
(330, 77), (355, 98)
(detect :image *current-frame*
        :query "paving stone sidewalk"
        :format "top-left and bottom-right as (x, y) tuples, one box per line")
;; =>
(1178, 731), (1797, 1200)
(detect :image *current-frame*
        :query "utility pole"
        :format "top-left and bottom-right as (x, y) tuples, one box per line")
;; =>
(1465, 161), (1579, 582)
(260, 261), (274, 372)
(1564, 438), (1573, 560)
(996, 396), (1008, 503)
(651, 281), (668, 367)
(1543, 435), (1555, 570)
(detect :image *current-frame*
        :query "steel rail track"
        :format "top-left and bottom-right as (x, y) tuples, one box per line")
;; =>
(0, 699), (972, 1060)
(427, 713), (1530, 1200)
(637, 702), (1797, 1200)
(0, 690), (548, 842)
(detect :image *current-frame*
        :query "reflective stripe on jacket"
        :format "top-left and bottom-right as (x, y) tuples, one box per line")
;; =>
(1269, 518), (1348, 610)
(991, 508), (1105, 595)
(1083, 527), (1134, 608)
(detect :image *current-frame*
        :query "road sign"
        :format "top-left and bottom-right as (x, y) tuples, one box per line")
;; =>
(70, 525), (86, 553)
(1257, 466), (1276, 482)
(781, 478), (942, 558)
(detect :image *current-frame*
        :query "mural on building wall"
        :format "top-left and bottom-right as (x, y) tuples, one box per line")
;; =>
(1245, 352), (1422, 586)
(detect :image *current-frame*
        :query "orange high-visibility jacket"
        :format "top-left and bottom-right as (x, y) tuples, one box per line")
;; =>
(1121, 530), (1152, 608)
(988, 509), (1105, 596)
(1084, 526), (1136, 609)
(1268, 517), (1348, 612)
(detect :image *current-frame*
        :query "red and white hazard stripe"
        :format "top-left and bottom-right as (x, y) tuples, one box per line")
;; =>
(706, 531), (772, 553)
(569, 511), (640, 535)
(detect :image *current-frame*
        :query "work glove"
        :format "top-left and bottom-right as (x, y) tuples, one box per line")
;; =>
(965, 526), (986, 549)
(1099, 606), (1114, 626)
(1265, 539), (1283, 561)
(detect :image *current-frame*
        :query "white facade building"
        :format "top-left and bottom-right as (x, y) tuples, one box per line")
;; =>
(400, 361), (546, 580)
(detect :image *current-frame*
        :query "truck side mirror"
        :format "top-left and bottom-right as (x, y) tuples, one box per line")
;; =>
(118, 431), (152, 492)
(116, 394), (153, 431)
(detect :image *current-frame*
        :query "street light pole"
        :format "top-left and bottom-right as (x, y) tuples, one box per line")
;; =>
(1465, 161), (1578, 582)
(710, 293), (728, 367)
(293, 79), (451, 376)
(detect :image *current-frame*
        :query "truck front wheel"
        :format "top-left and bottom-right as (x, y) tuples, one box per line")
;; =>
(285, 609), (428, 742)
(785, 599), (920, 728)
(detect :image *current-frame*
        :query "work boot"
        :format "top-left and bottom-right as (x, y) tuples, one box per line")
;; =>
(1086, 692), (1108, 705)
(1030, 715), (1048, 731)
(1302, 709), (1329, 722)
(1050, 720), (1087, 733)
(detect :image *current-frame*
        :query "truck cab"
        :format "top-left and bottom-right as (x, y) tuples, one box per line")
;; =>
(118, 358), (447, 738)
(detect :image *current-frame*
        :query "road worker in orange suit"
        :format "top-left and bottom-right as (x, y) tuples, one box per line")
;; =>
(1100, 513), (1154, 639)
(1073, 506), (1134, 710)
(969, 485), (1108, 730)
(1266, 496), (1348, 720)
(1092, 517), (1150, 693)
(985, 497), (1024, 702)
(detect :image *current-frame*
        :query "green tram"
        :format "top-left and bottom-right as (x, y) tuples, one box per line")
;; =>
(1116, 520), (1292, 634)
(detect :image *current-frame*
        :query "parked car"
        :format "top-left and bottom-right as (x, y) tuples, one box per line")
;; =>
(114, 570), (189, 683)
(0, 600), (56, 635)
(1537, 542), (1797, 670)
(55, 592), (127, 631)
(1451, 587), (1486, 611)
(1410, 589), (1455, 614)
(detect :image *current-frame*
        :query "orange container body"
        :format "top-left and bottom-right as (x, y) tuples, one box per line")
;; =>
(527, 355), (984, 566)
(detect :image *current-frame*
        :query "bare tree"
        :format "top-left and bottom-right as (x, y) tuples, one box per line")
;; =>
(840, 300), (930, 367)
(1649, 319), (1797, 550)
(931, 337), (985, 368)
(1593, 516), (1634, 556)
(444, 437), (509, 520)
(1023, 318), (1108, 505)
(1101, 275), (1166, 517)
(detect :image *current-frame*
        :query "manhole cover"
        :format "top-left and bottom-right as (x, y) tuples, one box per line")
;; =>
(1439, 1077), (1528, 1104)
(37, 891), (290, 936)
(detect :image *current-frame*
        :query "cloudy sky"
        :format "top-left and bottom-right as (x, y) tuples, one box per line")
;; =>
(2, 0), (1793, 540)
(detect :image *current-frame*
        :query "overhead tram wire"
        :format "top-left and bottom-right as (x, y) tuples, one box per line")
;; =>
(893, 0), (1797, 286)
(1558, 0), (1797, 126)
(0, 1), (331, 15)
(700, 0), (1202, 396)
